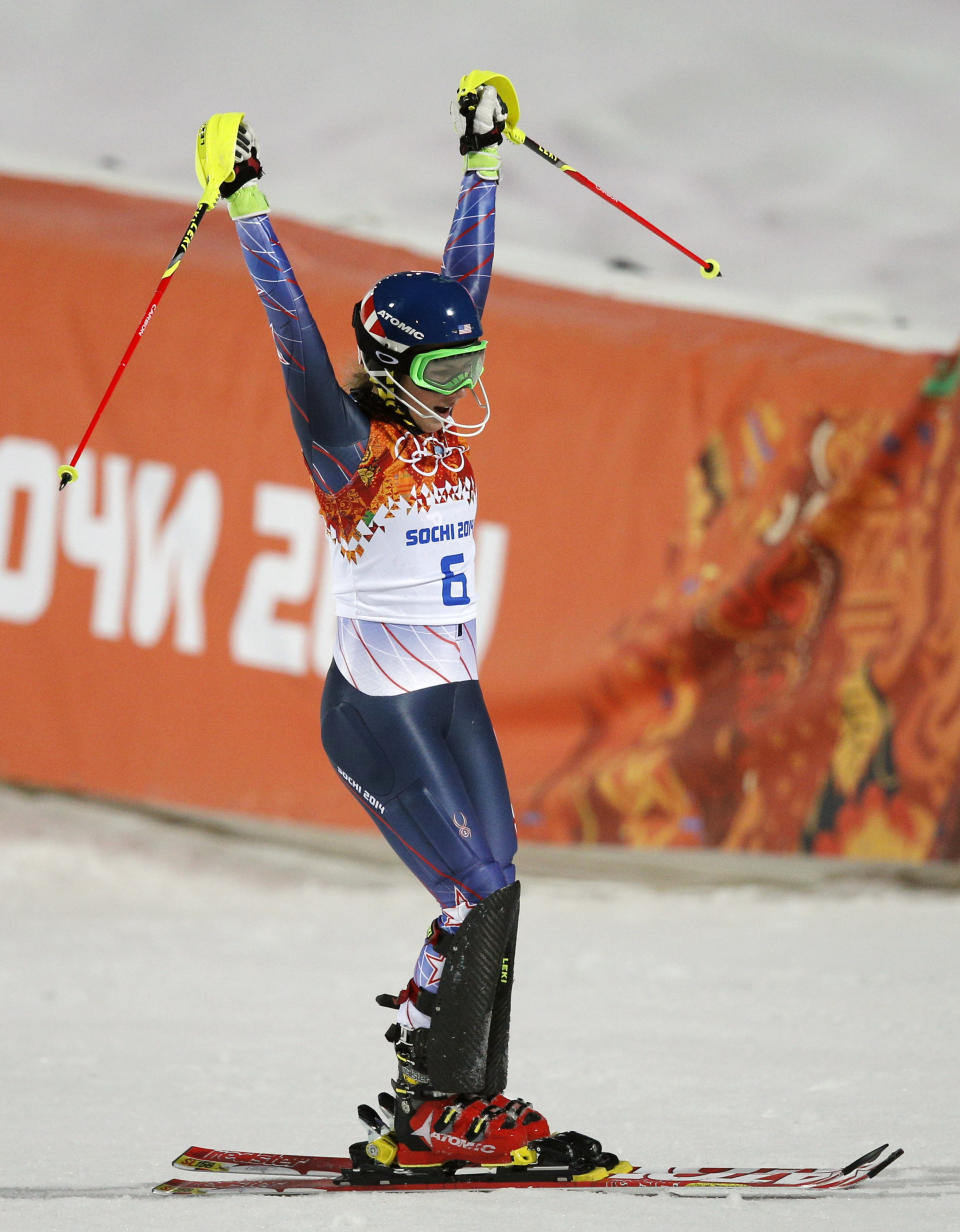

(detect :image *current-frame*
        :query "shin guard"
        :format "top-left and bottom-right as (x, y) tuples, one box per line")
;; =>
(426, 881), (520, 1096)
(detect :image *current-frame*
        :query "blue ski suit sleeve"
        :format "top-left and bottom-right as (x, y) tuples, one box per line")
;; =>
(233, 214), (370, 494)
(442, 172), (497, 319)
(233, 169), (497, 492)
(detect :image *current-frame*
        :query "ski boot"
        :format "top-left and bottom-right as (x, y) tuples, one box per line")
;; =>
(387, 1026), (550, 1167)
(349, 1025), (626, 1177)
(348, 883), (624, 1178)
(352, 1090), (624, 1183)
(350, 1020), (550, 1171)
(351, 1029), (624, 1179)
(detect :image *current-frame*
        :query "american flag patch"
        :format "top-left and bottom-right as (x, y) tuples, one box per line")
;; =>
(458, 323), (474, 335)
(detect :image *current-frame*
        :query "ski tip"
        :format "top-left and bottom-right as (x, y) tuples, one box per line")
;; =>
(173, 1148), (223, 1171)
(842, 1144), (887, 1174)
(868, 1147), (904, 1179)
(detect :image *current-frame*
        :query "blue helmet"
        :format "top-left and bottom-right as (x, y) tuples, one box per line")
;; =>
(352, 271), (483, 384)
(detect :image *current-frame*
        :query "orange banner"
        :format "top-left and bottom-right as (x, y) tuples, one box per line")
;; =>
(2, 176), (958, 860)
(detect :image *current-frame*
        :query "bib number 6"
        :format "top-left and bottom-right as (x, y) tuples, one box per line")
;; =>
(440, 553), (471, 607)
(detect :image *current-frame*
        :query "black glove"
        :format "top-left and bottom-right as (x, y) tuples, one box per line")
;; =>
(220, 122), (263, 198)
(457, 86), (507, 155)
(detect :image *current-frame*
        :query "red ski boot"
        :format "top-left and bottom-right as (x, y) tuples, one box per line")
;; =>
(349, 1024), (623, 1179)
(394, 1091), (550, 1167)
(392, 1027), (549, 1166)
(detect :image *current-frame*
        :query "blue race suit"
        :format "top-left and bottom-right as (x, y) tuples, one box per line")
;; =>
(234, 168), (515, 1017)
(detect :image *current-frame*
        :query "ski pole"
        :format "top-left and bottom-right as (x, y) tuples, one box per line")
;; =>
(458, 71), (720, 279)
(507, 128), (721, 279)
(57, 205), (208, 489)
(58, 112), (244, 490)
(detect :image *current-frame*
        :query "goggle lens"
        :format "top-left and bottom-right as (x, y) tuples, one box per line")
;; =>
(408, 343), (487, 394)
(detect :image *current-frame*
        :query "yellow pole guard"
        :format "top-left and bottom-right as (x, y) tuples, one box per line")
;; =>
(195, 112), (245, 207)
(457, 70), (520, 130)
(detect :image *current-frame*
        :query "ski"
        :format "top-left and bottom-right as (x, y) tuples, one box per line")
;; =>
(171, 1146), (349, 1175)
(158, 1142), (902, 1195)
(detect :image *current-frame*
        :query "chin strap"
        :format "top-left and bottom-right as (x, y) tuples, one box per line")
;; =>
(445, 380), (491, 438)
(383, 376), (491, 438)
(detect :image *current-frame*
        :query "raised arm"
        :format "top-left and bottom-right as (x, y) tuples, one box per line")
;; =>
(222, 126), (370, 494)
(442, 84), (507, 319)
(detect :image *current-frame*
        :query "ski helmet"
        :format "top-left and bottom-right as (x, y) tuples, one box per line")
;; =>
(351, 271), (490, 436)
(352, 271), (483, 382)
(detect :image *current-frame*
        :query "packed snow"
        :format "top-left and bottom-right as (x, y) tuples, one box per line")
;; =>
(3, 2), (959, 1226)
(1, 785), (958, 1229)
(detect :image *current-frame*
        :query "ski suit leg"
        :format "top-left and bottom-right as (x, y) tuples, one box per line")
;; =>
(320, 661), (516, 906)
(321, 662), (517, 1032)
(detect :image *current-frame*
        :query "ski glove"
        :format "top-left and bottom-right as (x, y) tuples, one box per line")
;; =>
(458, 84), (507, 152)
(456, 84), (506, 181)
(220, 122), (262, 196)
(221, 122), (270, 219)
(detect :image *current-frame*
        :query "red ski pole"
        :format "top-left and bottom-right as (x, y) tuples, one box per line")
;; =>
(58, 111), (244, 490)
(57, 205), (209, 489)
(509, 129), (721, 279)
(457, 71), (720, 279)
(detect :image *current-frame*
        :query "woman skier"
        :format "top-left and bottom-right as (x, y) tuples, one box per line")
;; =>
(207, 83), (613, 1176)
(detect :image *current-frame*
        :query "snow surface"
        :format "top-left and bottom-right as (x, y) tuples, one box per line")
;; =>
(2, 784), (958, 1229)
(3, 0), (960, 351)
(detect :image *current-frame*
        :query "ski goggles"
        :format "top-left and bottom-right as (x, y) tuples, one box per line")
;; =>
(407, 342), (487, 394)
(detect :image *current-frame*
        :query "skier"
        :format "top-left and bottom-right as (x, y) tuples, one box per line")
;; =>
(205, 84), (612, 1174)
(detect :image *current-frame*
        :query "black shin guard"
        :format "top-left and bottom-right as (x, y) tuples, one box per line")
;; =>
(426, 881), (520, 1096)
(484, 886), (518, 1096)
